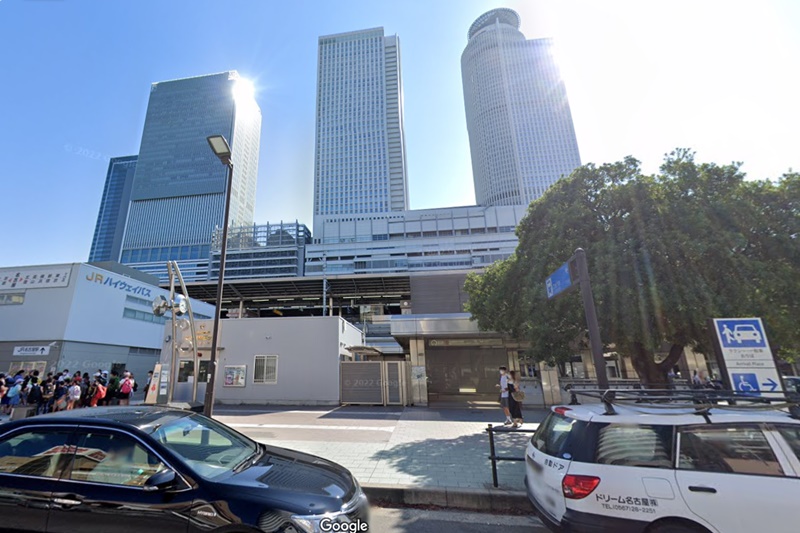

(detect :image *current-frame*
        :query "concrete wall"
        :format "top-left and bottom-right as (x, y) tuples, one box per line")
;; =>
(209, 316), (362, 405)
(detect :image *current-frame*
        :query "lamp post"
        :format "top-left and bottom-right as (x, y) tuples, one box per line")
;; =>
(205, 134), (234, 417)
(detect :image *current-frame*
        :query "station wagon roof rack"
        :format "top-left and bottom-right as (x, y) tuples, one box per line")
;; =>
(564, 388), (800, 421)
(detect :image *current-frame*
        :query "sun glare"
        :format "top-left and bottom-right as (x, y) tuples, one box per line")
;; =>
(233, 78), (256, 104)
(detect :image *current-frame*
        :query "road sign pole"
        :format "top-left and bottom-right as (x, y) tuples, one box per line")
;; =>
(574, 248), (609, 390)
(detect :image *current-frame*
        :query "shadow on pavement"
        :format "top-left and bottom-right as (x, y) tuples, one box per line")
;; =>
(370, 429), (531, 489)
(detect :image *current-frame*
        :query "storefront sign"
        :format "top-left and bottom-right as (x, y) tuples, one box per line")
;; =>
(85, 271), (153, 298)
(13, 346), (50, 356)
(1, 266), (71, 290)
(428, 338), (503, 348)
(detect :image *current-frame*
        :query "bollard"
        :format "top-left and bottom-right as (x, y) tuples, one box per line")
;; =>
(487, 424), (498, 488)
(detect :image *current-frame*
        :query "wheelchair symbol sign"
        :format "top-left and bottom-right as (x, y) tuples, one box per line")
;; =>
(732, 373), (760, 393)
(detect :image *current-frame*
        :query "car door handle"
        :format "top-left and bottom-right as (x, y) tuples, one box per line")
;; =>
(688, 486), (717, 494)
(53, 497), (83, 506)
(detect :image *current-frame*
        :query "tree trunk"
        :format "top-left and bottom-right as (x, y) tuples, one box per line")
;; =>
(629, 342), (685, 388)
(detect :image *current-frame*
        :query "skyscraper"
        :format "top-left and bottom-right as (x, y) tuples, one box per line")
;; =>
(461, 8), (581, 207)
(314, 27), (408, 221)
(118, 71), (261, 282)
(88, 155), (137, 262)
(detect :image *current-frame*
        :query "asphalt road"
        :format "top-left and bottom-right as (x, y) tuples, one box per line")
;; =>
(370, 507), (546, 532)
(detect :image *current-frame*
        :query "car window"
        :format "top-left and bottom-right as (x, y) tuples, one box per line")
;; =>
(0, 429), (73, 478)
(678, 425), (783, 476)
(149, 414), (256, 480)
(775, 425), (800, 462)
(594, 424), (673, 468)
(532, 412), (581, 458)
(68, 431), (166, 487)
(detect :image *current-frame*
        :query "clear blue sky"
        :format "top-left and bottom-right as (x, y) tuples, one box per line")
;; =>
(1, 0), (798, 268)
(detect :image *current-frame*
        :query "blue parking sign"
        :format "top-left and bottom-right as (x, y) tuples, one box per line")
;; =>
(731, 373), (760, 393)
(715, 319), (767, 348)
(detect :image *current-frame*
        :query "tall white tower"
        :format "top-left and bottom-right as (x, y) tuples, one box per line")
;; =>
(462, 8), (581, 207)
(314, 27), (409, 222)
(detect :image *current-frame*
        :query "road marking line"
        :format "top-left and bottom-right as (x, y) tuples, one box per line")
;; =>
(228, 423), (395, 432)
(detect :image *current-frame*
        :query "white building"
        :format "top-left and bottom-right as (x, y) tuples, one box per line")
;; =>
(461, 8), (581, 207)
(0, 262), (215, 381)
(314, 27), (409, 222)
(305, 205), (527, 276)
(166, 316), (363, 406)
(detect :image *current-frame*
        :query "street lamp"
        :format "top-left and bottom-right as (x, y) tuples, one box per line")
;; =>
(204, 134), (234, 417)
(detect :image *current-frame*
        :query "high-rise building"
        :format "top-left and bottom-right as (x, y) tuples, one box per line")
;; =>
(118, 71), (261, 282)
(88, 155), (137, 262)
(314, 27), (408, 224)
(461, 8), (581, 207)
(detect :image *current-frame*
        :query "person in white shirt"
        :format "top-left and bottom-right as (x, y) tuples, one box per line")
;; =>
(497, 366), (512, 425)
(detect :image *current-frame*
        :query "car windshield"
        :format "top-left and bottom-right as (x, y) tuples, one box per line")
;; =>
(147, 413), (258, 480)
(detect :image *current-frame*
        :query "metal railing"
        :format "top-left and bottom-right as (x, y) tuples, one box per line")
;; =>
(486, 424), (537, 488)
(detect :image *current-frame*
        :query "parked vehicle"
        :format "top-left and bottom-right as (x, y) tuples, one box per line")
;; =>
(0, 406), (369, 532)
(525, 390), (800, 533)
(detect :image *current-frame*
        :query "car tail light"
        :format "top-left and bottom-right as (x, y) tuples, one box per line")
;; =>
(562, 475), (600, 499)
(554, 406), (572, 416)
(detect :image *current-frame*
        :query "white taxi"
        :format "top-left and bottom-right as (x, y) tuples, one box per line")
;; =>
(525, 392), (800, 533)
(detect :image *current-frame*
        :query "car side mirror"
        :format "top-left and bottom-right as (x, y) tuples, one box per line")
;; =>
(143, 469), (177, 492)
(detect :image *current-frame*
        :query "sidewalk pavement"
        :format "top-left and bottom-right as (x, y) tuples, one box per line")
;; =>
(215, 404), (550, 510)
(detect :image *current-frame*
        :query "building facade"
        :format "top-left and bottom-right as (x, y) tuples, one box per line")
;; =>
(461, 8), (581, 207)
(88, 155), (137, 262)
(210, 222), (311, 280)
(0, 262), (215, 383)
(118, 71), (261, 283)
(314, 27), (409, 224)
(305, 205), (526, 276)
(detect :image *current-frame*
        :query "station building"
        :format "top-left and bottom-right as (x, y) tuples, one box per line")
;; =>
(0, 262), (215, 381)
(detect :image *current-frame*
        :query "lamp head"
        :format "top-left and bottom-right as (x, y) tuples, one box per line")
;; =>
(207, 135), (232, 165)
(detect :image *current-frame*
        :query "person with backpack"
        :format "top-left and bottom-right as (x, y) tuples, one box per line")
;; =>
(105, 371), (120, 406)
(26, 377), (44, 415)
(118, 371), (134, 406)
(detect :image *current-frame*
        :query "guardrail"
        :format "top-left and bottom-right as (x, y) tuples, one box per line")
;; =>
(486, 424), (537, 488)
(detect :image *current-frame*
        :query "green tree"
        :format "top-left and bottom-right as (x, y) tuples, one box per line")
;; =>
(465, 150), (800, 386)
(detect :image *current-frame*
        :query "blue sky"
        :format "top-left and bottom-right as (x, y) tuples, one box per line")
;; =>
(1, 0), (799, 267)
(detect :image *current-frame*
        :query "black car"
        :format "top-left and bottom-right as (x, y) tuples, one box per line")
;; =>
(0, 406), (368, 533)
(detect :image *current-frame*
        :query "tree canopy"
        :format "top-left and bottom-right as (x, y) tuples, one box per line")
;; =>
(464, 150), (800, 385)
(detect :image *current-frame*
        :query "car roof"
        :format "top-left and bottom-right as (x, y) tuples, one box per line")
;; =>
(3, 406), (193, 433)
(554, 402), (800, 426)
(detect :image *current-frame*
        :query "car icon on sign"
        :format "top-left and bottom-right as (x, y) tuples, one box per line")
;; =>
(733, 324), (762, 343)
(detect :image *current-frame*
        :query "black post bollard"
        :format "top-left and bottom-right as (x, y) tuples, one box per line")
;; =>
(487, 424), (498, 488)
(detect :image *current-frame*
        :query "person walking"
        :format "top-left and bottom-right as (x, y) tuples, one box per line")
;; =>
(67, 378), (82, 410)
(496, 366), (512, 426)
(105, 371), (120, 405)
(507, 371), (524, 428)
(118, 371), (134, 406)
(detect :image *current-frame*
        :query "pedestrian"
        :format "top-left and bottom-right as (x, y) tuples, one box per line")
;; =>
(26, 377), (44, 415)
(90, 377), (106, 407)
(496, 366), (512, 426)
(53, 379), (69, 412)
(118, 371), (134, 406)
(67, 378), (82, 410)
(507, 371), (524, 428)
(691, 370), (703, 389)
(0, 378), (8, 415)
(105, 371), (120, 405)
(6, 379), (22, 412)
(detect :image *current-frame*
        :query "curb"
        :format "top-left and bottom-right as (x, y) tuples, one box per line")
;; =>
(362, 484), (533, 513)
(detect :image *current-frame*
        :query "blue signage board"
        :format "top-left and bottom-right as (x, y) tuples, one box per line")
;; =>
(545, 262), (573, 299)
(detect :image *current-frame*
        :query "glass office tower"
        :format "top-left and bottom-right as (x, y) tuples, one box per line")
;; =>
(119, 71), (261, 282)
(462, 8), (581, 207)
(88, 155), (137, 262)
(314, 27), (409, 221)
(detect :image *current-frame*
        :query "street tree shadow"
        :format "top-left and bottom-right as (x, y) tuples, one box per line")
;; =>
(370, 429), (532, 489)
